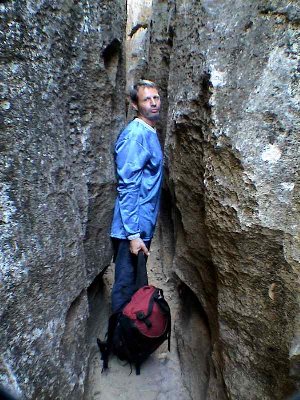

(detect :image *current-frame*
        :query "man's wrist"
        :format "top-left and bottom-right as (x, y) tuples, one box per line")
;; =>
(127, 233), (141, 240)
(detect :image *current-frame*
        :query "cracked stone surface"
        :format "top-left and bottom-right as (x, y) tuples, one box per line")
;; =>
(146, 0), (300, 398)
(1, 1), (299, 399)
(0, 1), (125, 398)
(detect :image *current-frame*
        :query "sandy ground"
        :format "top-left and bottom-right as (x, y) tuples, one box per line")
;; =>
(84, 237), (191, 400)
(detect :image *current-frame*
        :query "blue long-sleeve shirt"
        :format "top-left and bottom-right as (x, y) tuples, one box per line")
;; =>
(110, 118), (163, 241)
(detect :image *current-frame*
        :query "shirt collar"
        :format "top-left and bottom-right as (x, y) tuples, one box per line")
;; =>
(135, 118), (157, 133)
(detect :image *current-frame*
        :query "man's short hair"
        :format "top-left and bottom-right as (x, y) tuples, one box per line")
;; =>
(130, 79), (158, 103)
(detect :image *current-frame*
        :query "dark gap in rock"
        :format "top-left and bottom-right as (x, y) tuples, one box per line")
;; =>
(111, 41), (125, 114)
(158, 187), (176, 276)
(128, 23), (148, 38)
(175, 280), (212, 399)
(178, 281), (211, 337)
(87, 268), (107, 315)
(244, 20), (254, 32)
(84, 268), (112, 397)
(201, 71), (213, 110)
(102, 39), (121, 87)
(167, 25), (175, 47)
(102, 39), (120, 64)
(86, 267), (110, 341)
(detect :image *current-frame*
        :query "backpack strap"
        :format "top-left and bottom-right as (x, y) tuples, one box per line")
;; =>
(167, 312), (171, 352)
(97, 311), (121, 372)
(135, 251), (148, 290)
(155, 291), (172, 352)
(135, 288), (160, 327)
(97, 338), (109, 371)
(135, 362), (141, 375)
(154, 289), (170, 315)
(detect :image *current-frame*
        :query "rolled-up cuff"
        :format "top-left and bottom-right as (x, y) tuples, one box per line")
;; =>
(127, 233), (141, 240)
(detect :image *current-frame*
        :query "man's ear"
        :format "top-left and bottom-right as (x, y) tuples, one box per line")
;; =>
(132, 102), (138, 111)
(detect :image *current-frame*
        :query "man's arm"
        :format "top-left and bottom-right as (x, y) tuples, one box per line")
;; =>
(115, 137), (150, 255)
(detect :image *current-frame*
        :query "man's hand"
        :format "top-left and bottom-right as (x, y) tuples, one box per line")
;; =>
(129, 238), (150, 256)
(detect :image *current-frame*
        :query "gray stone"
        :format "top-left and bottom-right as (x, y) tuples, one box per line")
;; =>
(147, 0), (300, 399)
(0, 1), (126, 398)
(1, 0), (300, 399)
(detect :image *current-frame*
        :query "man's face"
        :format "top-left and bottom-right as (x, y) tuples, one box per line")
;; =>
(133, 86), (161, 126)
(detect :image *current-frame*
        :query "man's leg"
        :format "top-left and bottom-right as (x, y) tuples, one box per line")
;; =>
(111, 239), (135, 312)
(111, 239), (150, 313)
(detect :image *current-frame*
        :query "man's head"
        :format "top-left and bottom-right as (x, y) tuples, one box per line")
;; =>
(130, 79), (161, 127)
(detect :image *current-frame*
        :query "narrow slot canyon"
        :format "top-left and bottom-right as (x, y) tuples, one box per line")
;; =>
(0, 1), (299, 400)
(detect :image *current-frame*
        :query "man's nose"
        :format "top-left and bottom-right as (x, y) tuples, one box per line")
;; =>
(150, 97), (156, 106)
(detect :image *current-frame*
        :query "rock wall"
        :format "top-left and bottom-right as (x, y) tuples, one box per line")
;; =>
(0, 1), (125, 399)
(147, 1), (300, 399)
(126, 0), (152, 91)
(1, 1), (299, 399)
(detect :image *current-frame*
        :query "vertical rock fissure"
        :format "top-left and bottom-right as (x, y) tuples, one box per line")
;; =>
(159, 103), (227, 399)
(85, 1), (218, 398)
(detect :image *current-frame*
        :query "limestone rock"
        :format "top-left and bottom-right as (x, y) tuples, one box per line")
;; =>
(0, 1), (125, 398)
(126, 0), (153, 90)
(148, 0), (300, 399)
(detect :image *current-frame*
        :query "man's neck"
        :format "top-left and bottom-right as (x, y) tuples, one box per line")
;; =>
(137, 115), (157, 128)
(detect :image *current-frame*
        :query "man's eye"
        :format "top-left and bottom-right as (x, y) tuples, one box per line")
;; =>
(143, 96), (160, 102)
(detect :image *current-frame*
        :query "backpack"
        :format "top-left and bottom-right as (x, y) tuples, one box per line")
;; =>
(97, 252), (171, 375)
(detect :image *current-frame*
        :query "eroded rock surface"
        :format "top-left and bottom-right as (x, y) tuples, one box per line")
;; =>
(1, 1), (299, 399)
(126, 0), (152, 90)
(0, 1), (125, 398)
(147, 1), (300, 399)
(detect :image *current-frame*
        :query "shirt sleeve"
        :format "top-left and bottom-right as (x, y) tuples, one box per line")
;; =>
(115, 137), (151, 237)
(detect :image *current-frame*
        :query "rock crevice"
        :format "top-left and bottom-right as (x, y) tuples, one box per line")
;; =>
(1, 1), (299, 399)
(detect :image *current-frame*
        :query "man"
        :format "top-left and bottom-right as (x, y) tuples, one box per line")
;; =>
(110, 79), (163, 313)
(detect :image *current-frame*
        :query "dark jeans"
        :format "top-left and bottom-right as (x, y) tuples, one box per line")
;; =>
(111, 238), (151, 313)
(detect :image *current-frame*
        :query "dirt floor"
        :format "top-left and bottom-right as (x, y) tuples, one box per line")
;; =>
(84, 236), (191, 400)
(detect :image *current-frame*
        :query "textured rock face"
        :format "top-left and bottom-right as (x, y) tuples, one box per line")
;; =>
(0, 1), (125, 399)
(1, 1), (299, 399)
(147, 0), (300, 399)
(126, 0), (152, 90)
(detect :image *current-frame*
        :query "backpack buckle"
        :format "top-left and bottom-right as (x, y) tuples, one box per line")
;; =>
(136, 311), (152, 328)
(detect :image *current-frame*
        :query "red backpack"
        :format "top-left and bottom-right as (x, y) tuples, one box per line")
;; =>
(98, 254), (171, 375)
